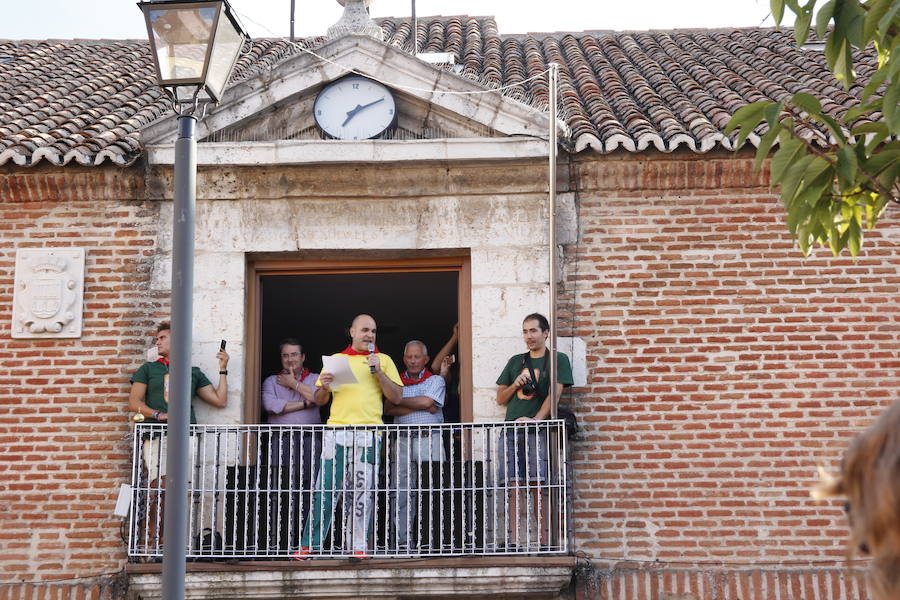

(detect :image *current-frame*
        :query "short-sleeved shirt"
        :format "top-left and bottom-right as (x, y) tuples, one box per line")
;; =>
(130, 360), (213, 424)
(496, 351), (574, 421)
(262, 370), (321, 425)
(317, 352), (402, 425)
(396, 373), (445, 426)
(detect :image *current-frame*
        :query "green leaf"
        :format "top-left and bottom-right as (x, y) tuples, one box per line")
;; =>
(864, 0), (893, 42)
(884, 74), (900, 135)
(816, 199), (836, 232)
(792, 92), (823, 115)
(816, 0), (836, 39)
(795, 7), (813, 45)
(771, 0), (786, 24)
(876, 158), (900, 195)
(770, 137), (806, 184)
(850, 122), (889, 136)
(725, 101), (771, 148)
(861, 65), (889, 102)
(877, 3), (900, 40)
(787, 192), (809, 231)
(763, 100), (785, 127)
(795, 166), (836, 209)
(832, 38), (854, 87)
(848, 216), (862, 257)
(863, 123), (890, 156)
(780, 154), (818, 203)
(861, 148), (900, 179)
(837, 0), (866, 48)
(818, 113), (847, 143)
(797, 222), (814, 256)
(836, 145), (858, 189)
(754, 124), (783, 171)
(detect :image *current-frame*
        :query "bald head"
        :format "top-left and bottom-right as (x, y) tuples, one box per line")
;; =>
(351, 314), (374, 328)
(349, 314), (377, 352)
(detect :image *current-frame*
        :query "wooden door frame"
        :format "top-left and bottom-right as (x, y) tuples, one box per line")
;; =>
(244, 255), (473, 425)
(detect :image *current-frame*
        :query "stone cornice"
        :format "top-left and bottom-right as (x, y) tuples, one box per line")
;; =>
(145, 138), (551, 166)
(126, 559), (575, 599)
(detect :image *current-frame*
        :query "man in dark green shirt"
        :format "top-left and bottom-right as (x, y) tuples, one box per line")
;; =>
(495, 312), (573, 550)
(128, 322), (229, 427)
(127, 321), (229, 548)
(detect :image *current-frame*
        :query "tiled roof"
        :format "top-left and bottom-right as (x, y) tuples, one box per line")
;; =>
(0, 18), (876, 167)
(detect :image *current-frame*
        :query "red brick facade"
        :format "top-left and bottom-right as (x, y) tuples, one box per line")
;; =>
(0, 166), (164, 590)
(1, 154), (898, 598)
(560, 151), (898, 595)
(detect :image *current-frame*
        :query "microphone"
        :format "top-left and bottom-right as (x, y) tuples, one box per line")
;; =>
(367, 343), (376, 373)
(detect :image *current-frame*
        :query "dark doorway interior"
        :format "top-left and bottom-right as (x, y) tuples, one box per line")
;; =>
(259, 270), (459, 422)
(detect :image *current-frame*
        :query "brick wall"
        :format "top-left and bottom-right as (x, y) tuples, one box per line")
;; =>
(571, 561), (872, 600)
(562, 152), (900, 574)
(0, 166), (166, 585)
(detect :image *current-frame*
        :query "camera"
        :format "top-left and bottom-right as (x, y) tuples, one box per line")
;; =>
(521, 379), (536, 396)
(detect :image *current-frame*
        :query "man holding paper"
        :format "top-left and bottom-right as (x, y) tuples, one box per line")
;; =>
(295, 314), (402, 559)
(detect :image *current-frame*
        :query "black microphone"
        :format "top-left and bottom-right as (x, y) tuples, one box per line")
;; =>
(367, 343), (376, 373)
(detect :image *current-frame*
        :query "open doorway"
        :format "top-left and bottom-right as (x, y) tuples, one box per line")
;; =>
(245, 256), (472, 424)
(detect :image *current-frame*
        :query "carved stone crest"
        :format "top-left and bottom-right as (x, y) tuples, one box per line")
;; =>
(12, 248), (84, 338)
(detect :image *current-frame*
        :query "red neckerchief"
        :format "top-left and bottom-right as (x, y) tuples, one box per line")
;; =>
(281, 367), (311, 381)
(341, 345), (379, 356)
(157, 357), (170, 367)
(401, 369), (433, 386)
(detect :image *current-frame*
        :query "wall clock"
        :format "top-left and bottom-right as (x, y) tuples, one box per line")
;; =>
(313, 75), (397, 140)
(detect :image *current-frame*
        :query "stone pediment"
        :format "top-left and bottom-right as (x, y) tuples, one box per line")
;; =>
(142, 34), (558, 162)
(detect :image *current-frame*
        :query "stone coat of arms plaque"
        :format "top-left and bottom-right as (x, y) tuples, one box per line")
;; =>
(12, 248), (84, 338)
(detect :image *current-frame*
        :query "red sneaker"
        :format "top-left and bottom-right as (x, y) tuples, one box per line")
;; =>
(292, 546), (311, 561)
(350, 550), (371, 560)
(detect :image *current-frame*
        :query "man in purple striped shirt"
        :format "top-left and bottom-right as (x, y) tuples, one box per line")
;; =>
(261, 338), (321, 552)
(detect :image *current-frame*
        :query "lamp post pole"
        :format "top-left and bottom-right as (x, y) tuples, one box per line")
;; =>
(138, 3), (247, 595)
(548, 62), (558, 420)
(161, 112), (198, 600)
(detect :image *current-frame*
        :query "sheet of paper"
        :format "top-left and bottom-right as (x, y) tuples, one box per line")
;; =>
(321, 354), (359, 388)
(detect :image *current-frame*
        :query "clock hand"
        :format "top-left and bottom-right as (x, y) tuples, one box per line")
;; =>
(342, 104), (363, 127)
(341, 97), (386, 127)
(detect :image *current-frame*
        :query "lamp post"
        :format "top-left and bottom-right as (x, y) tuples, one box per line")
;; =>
(137, 2), (248, 598)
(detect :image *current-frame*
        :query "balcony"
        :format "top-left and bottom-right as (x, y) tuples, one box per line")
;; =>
(125, 421), (575, 599)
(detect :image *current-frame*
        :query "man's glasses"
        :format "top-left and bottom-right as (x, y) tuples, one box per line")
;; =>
(281, 352), (302, 359)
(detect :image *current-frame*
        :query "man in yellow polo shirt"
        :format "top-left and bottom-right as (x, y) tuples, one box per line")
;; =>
(296, 314), (402, 558)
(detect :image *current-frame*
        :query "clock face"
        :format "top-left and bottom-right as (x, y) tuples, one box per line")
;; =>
(313, 76), (397, 140)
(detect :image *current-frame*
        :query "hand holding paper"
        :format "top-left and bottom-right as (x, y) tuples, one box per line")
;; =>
(321, 355), (359, 388)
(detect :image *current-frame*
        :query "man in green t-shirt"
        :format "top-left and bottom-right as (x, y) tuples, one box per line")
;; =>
(495, 312), (573, 550)
(127, 321), (229, 547)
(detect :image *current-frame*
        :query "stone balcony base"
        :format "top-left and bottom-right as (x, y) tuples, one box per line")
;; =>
(126, 556), (575, 599)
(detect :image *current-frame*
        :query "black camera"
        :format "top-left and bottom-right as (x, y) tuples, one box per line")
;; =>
(521, 379), (536, 396)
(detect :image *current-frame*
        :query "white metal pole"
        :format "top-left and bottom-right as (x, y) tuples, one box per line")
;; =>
(548, 63), (559, 420)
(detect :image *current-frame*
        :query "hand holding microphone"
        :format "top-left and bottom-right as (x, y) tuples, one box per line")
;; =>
(367, 343), (377, 374)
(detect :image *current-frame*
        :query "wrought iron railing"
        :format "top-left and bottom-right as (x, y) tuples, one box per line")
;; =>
(128, 421), (568, 559)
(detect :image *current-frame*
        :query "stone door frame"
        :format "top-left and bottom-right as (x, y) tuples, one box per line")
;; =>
(244, 254), (473, 424)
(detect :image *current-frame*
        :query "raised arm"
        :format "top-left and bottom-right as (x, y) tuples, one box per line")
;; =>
(431, 322), (459, 373)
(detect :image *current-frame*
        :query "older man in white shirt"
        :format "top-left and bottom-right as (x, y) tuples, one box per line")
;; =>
(384, 340), (446, 553)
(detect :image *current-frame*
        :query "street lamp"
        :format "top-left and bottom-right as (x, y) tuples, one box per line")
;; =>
(137, 2), (248, 599)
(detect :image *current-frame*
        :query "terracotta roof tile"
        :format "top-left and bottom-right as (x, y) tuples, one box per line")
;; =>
(0, 19), (878, 167)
